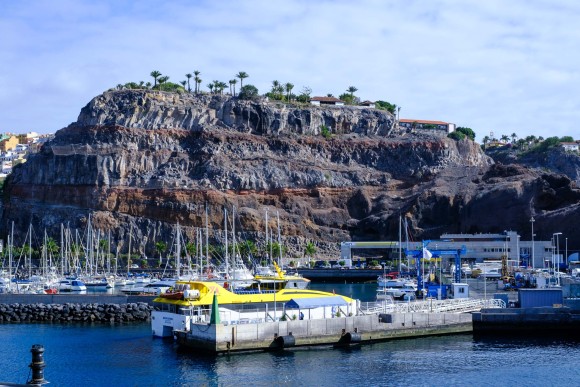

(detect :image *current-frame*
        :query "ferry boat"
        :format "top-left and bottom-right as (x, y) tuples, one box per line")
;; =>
(151, 280), (357, 338)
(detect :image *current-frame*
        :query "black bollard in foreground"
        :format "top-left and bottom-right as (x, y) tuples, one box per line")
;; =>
(27, 344), (47, 385)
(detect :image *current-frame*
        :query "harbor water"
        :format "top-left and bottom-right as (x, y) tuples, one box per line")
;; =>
(0, 283), (578, 386)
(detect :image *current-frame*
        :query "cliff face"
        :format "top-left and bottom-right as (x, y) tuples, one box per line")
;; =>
(486, 145), (580, 186)
(2, 90), (579, 257)
(76, 90), (394, 137)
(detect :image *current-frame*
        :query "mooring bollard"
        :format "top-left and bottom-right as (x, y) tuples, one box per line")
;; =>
(27, 344), (47, 385)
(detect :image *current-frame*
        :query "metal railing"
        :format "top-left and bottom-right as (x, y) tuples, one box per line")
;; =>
(361, 298), (506, 315)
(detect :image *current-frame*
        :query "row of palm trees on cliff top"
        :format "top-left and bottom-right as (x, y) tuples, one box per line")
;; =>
(147, 70), (248, 95)
(117, 70), (363, 106)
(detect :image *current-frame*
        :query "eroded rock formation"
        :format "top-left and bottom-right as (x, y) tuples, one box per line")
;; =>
(2, 90), (579, 258)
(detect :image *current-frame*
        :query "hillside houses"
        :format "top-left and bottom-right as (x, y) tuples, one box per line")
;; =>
(0, 132), (51, 178)
(560, 141), (579, 152)
(398, 119), (456, 134)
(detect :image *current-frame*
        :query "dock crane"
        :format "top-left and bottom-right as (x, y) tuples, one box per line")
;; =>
(405, 240), (466, 297)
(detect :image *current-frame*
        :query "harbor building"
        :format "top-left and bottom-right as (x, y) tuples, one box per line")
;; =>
(432, 231), (555, 269)
(340, 231), (557, 270)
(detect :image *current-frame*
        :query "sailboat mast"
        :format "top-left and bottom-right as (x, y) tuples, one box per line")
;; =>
(8, 221), (14, 291)
(205, 205), (209, 276)
(398, 215), (402, 273)
(127, 224), (132, 276)
(276, 211), (282, 266)
(28, 223), (32, 278)
(232, 206), (237, 281)
(224, 208), (229, 277)
(107, 229), (111, 274)
(265, 210), (269, 264)
(176, 223), (181, 279)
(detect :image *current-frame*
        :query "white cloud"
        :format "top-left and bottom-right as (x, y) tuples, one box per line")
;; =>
(1, 0), (580, 141)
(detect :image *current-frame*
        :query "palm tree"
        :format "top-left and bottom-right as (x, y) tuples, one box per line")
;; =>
(185, 241), (196, 258)
(43, 237), (60, 258)
(212, 80), (221, 94)
(196, 78), (202, 93)
(236, 71), (249, 88)
(482, 135), (490, 149)
(219, 81), (228, 94)
(145, 81), (151, 89)
(180, 80), (187, 89)
(238, 240), (257, 260)
(193, 70), (201, 93)
(347, 86), (358, 97)
(229, 79), (237, 96)
(150, 70), (162, 87)
(511, 132), (518, 143)
(185, 73), (192, 92)
(501, 134), (510, 144)
(271, 80), (281, 99)
(285, 82), (294, 102)
(157, 75), (169, 90)
(304, 241), (316, 267)
(207, 83), (214, 93)
(155, 241), (167, 267)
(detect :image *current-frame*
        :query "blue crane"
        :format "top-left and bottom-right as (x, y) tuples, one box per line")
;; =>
(405, 240), (467, 294)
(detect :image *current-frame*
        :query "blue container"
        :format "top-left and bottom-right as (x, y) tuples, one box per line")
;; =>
(518, 289), (563, 308)
(426, 284), (448, 299)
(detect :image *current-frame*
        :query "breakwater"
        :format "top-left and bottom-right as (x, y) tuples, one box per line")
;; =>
(0, 302), (153, 323)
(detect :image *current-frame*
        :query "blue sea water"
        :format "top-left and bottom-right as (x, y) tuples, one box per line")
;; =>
(0, 283), (578, 386)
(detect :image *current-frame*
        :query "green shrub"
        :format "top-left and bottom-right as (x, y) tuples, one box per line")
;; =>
(238, 84), (259, 100)
(320, 125), (332, 139)
(448, 131), (466, 141)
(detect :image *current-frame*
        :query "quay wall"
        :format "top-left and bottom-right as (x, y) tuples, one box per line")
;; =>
(184, 313), (472, 353)
(0, 294), (157, 305)
(0, 302), (153, 323)
(473, 306), (580, 334)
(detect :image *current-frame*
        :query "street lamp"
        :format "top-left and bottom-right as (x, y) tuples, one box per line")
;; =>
(530, 217), (535, 268)
(565, 238), (568, 266)
(517, 235), (520, 267)
(553, 232), (562, 285)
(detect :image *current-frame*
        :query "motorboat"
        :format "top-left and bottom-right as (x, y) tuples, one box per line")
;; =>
(81, 276), (114, 290)
(377, 276), (406, 288)
(377, 281), (418, 300)
(58, 279), (87, 292)
(120, 280), (175, 295)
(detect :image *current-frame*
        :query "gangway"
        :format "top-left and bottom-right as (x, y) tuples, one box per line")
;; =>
(360, 298), (506, 315)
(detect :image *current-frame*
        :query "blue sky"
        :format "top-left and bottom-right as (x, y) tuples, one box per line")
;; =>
(1, 0), (579, 142)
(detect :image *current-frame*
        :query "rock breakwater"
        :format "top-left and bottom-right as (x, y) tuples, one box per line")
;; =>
(0, 303), (152, 323)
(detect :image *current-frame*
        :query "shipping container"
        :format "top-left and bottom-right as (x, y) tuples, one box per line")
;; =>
(518, 289), (563, 308)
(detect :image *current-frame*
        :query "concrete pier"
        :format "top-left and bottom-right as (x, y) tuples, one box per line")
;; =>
(174, 313), (472, 354)
(473, 307), (580, 334)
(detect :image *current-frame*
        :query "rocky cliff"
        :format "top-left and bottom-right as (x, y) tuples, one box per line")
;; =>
(486, 145), (580, 186)
(2, 90), (579, 258)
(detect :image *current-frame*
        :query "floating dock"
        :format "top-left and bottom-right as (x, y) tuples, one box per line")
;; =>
(174, 312), (472, 354)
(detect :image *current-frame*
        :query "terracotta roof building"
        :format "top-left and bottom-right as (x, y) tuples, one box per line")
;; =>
(398, 119), (456, 134)
(310, 96), (345, 106)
